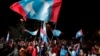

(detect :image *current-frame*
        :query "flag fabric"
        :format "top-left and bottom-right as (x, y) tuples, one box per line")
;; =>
(75, 29), (83, 38)
(10, 0), (62, 22)
(52, 29), (61, 37)
(24, 29), (38, 36)
(50, 0), (62, 23)
(40, 22), (48, 43)
(6, 32), (10, 42)
(10, 2), (27, 21)
(40, 33), (48, 44)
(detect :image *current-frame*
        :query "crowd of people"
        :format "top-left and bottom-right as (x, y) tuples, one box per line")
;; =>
(0, 37), (100, 56)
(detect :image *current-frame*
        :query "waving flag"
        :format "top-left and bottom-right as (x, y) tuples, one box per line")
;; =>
(75, 29), (83, 38)
(6, 32), (10, 42)
(24, 29), (38, 36)
(52, 29), (61, 37)
(40, 22), (48, 43)
(10, 0), (62, 22)
(10, 2), (27, 21)
(50, 0), (62, 23)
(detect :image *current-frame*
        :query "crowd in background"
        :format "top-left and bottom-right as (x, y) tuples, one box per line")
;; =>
(0, 37), (100, 56)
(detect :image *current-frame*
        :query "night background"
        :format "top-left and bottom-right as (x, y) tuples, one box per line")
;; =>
(0, 0), (100, 39)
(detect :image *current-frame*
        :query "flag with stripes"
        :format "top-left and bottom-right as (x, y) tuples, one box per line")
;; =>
(40, 22), (48, 43)
(10, 0), (62, 22)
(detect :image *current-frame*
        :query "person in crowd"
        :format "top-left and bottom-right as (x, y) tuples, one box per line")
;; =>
(60, 44), (68, 56)
(52, 44), (59, 56)
(26, 42), (33, 56)
(79, 49), (86, 56)
(68, 43), (80, 56)
(32, 45), (37, 56)
(19, 46), (26, 56)
(48, 47), (56, 56)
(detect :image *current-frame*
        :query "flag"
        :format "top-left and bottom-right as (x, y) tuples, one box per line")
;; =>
(10, 2), (27, 21)
(52, 29), (61, 37)
(40, 22), (48, 43)
(40, 33), (48, 44)
(75, 29), (83, 38)
(50, 0), (62, 23)
(24, 29), (38, 36)
(6, 32), (10, 42)
(10, 0), (62, 22)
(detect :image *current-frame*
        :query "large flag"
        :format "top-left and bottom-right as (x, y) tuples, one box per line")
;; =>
(52, 29), (61, 37)
(40, 22), (48, 43)
(10, 0), (62, 22)
(75, 29), (83, 38)
(24, 29), (38, 36)
(6, 32), (10, 42)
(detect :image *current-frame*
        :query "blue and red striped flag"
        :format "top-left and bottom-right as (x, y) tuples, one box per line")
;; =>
(10, 0), (62, 22)
(40, 22), (48, 43)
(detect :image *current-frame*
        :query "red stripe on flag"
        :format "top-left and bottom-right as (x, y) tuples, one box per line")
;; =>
(10, 2), (27, 21)
(50, 0), (62, 23)
(40, 28), (46, 35)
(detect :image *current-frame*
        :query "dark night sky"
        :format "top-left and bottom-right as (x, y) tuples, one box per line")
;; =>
(0, 0), (100, 38)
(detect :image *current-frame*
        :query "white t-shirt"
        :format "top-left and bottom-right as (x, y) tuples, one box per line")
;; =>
(48, 51), (56, 56)
(70, 50), (77, 56)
